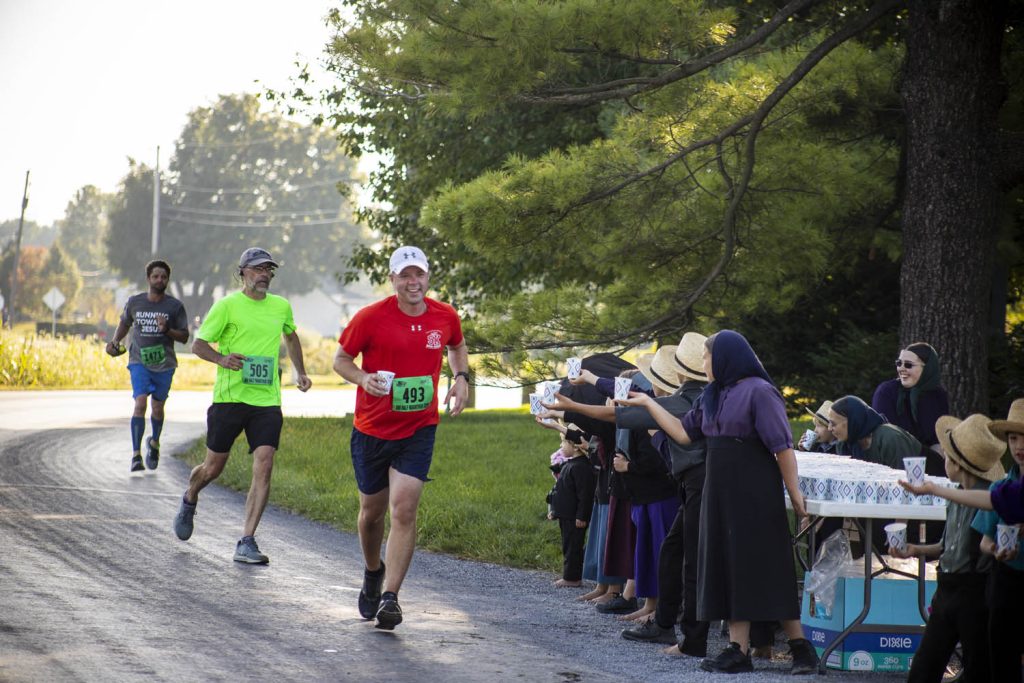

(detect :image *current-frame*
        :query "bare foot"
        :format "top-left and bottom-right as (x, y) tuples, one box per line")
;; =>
(617, 607), (655, 622)
(577, 587), (606, 602)
(662, 644), (685, 657)
(590, 592), (617, 605)
(553, 579), (582, 588)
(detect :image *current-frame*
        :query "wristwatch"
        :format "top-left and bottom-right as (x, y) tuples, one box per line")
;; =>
(454, 371), (471, 383)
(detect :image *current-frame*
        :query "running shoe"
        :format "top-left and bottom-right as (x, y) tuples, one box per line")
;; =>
(130, 454), (144, 472)
(145, 437), (160, 470)
(234, 536), (269, 564)
(358, 562), (386, 619)
(173, 495), (197, 540)
(621, 619), (677, 644)
(700, 642), (754, 674)
(374, 593), (403, 630)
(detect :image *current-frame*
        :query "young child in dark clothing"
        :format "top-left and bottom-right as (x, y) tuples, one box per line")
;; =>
(891, 414), (1005, 683)
(549, 426), (596, 587)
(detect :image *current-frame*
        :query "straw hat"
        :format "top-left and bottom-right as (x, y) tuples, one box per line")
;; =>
(637, 346), (681, 394)
(673, 332), (708, 382)
(935, 414), (1007, 482)
(805, 400), (834, 427)
(989, 398), (1024, 439)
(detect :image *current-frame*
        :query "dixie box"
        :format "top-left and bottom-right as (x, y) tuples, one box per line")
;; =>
(801, 575), (937, 673)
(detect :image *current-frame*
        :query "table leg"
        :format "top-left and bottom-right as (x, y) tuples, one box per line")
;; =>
(818, 518), (875, 674)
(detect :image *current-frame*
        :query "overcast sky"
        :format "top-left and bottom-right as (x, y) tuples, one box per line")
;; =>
(0, 1), (337, 226)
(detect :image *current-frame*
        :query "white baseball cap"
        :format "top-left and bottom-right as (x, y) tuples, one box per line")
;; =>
(389, 245), (429, 274)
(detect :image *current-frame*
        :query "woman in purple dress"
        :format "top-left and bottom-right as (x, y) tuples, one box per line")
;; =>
(618, 330), (818, 675)
(871, 342), (949, 476)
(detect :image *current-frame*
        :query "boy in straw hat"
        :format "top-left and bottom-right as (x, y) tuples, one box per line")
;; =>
(892, 413), (1006, 683)
(969, 397), (1024, 683)
(799, 399), (844, 454)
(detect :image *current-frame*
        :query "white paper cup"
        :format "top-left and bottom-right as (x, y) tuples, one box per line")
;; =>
(528, 393), (544, 415)
(613, 377), (632, 401)
(377, 370), (396, 392)
(542, 381), (559, 404)
(996, 524), (1020, 554)
(885, 522), (907, 553)
(903, 456), (927, 486)
(566, 357), (582, 380)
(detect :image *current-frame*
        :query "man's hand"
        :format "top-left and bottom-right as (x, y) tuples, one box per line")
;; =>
(360, 372), (389, 397)
(295, 374), (312, 392)
(104, 340), (126, 357)
(444, 376), (469, 416)
(218, 353), (247, 371)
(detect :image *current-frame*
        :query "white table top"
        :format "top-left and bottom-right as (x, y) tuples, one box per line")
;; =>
(803, 498), (947, 521)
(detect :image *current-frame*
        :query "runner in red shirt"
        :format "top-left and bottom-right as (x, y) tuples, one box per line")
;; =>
(334, 245), (470, 629)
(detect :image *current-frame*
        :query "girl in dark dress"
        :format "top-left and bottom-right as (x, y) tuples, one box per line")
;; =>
(617, 330), (819, 675)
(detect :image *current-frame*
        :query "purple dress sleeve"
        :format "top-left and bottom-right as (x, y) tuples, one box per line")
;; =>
(594, 377), (615, 399)
(992, 477), (1024, 525)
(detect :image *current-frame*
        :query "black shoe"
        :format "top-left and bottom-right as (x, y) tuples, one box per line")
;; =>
(375, 593), (403, 630)
(358, 562), (385, 619)
(621, 619), (677, 644)
(596, 594), (638, 614)
(130, 454), (144, 472)
(145, 437), (160, 470)
(787, 638), (820, 675)
(700, 642), (754, 674)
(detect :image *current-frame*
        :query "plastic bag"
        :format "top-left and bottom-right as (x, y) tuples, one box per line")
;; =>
(804, 529), (853, 616)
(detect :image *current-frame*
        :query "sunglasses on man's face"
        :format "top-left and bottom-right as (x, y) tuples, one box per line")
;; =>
(895, 360), (921, 370)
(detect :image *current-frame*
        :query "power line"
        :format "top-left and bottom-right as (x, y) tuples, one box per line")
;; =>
(173, 177), (350, 193)
(163, 205), (341, 218)
(164, 216), (350, 229)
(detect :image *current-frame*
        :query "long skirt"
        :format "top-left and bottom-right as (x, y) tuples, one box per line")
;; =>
(697, 436), (800, 622)
(631, 496), (681, 598)
(583, 502), (625, 584)
(603, 494), (635, 580)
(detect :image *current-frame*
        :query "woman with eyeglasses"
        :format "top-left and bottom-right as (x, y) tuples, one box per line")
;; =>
(871, 342), (950, 477)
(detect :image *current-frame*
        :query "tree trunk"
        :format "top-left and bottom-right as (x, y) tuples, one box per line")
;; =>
(900, 0), (1007, 415)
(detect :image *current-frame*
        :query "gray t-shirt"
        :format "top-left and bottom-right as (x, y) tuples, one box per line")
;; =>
(120, 293), (188, 372)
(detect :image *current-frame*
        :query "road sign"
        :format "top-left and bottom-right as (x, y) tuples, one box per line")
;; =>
(42, 287), (65, 312)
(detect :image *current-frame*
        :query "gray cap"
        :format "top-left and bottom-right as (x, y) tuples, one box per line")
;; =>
(239, 247), (279, 269)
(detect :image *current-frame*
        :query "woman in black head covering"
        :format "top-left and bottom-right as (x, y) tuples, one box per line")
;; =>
(871, 342), (949, 476)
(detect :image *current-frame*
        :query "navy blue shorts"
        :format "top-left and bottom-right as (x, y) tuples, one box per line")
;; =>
(350, 425), (436, 495)
(206, 403), (283, 454)
(128, 363), (175, 401)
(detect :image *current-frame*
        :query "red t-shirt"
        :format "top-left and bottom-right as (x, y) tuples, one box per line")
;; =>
(339, 295), (464, 440)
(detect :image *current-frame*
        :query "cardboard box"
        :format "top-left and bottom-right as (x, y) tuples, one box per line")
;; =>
(801, 575), (937, 672)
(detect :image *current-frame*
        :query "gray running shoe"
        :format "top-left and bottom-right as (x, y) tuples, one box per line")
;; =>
(621, 619), (677, 644)
(234, 536), (269, 564)
(130, 454), (144, 472)
(173, 495), (197, 540)
(145, 437), (160, 470)
(375, 594), (402, 630)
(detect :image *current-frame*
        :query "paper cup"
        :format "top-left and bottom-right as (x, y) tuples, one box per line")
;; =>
(996, 524), (1020, 554)
(885, 522), (907, 553)
(903, 456), (927, 486)
(377, 370), (395, 392)
(542, 381), (559, 404)
(613, 377), (631, 401)
(528, 393), (544, 416)
(566, 357), (582, 380)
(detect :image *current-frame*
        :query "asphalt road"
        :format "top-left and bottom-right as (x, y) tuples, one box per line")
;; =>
(0, 391), (907, 682)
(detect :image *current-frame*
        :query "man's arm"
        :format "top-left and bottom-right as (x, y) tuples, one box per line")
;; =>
(192, 338), (245, 370)
(332, 345), (388, 397)
(283, 330), (311, 392)
(105, 319), (131, 356)
(444, 339), (470, 416)
(156, 313), (189, 344)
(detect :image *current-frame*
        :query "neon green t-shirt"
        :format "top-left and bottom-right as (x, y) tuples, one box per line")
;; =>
(196, 291), (296, 406)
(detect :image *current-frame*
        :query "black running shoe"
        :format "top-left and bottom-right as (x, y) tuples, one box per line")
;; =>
(130, 454), (144, 472)
(145, 437), (160, 470)
(375, 593), (403, 630)
(358, 563), (385, 619)
(700, 642), (754, 674)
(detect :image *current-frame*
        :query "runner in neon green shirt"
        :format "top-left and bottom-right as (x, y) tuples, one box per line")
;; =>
(173, 247), (312, 565)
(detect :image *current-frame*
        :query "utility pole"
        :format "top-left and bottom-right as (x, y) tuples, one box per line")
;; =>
(151, 146), (160, 254)
(7, 170), (30, 329)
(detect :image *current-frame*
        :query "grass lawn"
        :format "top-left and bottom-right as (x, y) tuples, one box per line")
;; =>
(182, 410), (818, 573)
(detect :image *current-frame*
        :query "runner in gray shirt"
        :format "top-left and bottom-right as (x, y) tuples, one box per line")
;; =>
(106, 260), (189, 472)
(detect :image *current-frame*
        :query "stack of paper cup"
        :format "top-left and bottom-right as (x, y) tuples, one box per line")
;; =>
(885, 522), (907, 553)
